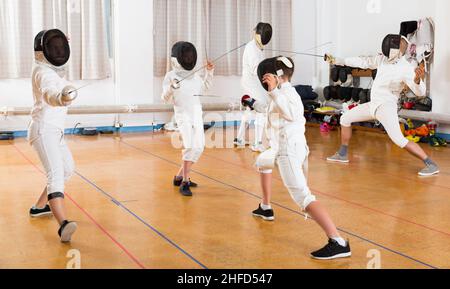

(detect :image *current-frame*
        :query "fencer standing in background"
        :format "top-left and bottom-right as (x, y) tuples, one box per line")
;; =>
(162, 41), (214, 197)
(234, 22), (272, 152)
(325, 34), (439, 176)
(28, 29), (78, 242)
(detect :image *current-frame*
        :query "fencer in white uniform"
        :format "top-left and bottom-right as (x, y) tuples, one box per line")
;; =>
(326, 34), (439, 176)
(242, 56), (351, 260)
(235, 22), (272, 152)
(162, 41), (214, 197)
(28, 29), (78, 242)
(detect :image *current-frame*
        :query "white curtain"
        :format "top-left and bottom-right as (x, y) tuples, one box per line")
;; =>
(154, 0), (292, 77)
(0, 0), (111, 80)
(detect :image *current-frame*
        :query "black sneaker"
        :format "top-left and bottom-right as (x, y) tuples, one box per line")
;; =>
(29, 204), (52, 218)
(173, 177), (198, 188)
(58, 220), (78, 243)
(252, 205), (275, 221)
(179, 182), (193, 197)
(311, 239), (351, 260)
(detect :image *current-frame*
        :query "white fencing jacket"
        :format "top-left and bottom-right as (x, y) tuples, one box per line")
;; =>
(241, 39), (268, 104)
(161, 68), (214, 127)
(265, 82), (307, 151)
(29, 52), (71, 142)
(336, 55), (426, 116)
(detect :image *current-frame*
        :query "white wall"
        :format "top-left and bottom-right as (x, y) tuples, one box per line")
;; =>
(113, 0), (153, 105)
(291, 0), (316, 86)
(333, 0), (436, 57)
(291, 0), (339, 90)
(430, 0), (450, 133)
(111, 0), (157, 127)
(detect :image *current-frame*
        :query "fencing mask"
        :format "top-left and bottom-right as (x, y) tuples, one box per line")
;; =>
(34, 29), (70, 67)
(171, 41), (197, 71)
(257, 56), (294, 91)
(382, 34), (409, 62)
(400, 21), (418, 37)
(254, 22), (273, 47)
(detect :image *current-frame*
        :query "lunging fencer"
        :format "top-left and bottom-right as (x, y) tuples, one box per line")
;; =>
(325, 34), (439, 176)
(162, 41), (214, 196)
(28, 29), (78, 242)
(234, 22), (272, 152)
(242, 56), (351, 260)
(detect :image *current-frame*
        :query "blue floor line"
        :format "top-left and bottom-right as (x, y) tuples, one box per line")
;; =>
(75, 172), (208, 269)
(119, 139), (438, 269)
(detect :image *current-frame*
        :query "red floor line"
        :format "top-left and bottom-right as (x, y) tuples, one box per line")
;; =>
(304, 156), (450, 194)
(13, 144), (147, 269)
(122, 135), (450, 237)
(201, 151), (450, 238)
(311, 189), (450, 237)
(147, 132), (450, 191)
(65, 194), (147, 269)
(120, 139), (439, 269)
(307, 154), (450, 192)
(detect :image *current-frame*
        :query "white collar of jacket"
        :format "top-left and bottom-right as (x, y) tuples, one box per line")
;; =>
(386, 48), (403, 64)
(171, 57), (195, 79)
(387, 36), (410, 64)
(253, 35), (265, 50)
(34, 51), (68, 77)
(385, 54), (406, 65)
(278, 82), (292, 89)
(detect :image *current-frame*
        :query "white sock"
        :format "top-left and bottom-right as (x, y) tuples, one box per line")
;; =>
(261, 203), (272, 211)
(331, 237), (347, 247)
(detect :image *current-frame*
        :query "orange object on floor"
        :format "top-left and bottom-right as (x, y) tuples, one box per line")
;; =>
(405, 129), (416, 137)
(415, 125), (430, 137)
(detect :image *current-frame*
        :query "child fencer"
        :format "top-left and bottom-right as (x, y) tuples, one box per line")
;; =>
(28, 29), (78, 242)
(162, 41), (214, 197)
(325, 34), (439, 176)
(234, 22), (272, 152)
(242, 56), (351, 260)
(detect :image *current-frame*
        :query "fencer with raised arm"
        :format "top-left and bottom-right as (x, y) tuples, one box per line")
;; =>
(162, 41), (214, 196)
(247, 56), (351, 260)
(325, 34), (438, 176)
(28, 29), (78, 242)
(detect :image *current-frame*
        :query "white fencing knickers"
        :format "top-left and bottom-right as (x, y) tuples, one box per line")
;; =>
(237, 108), (267, 145)
(256, 138), (317, 211)
(237, 107), (253, 142)
(254, 111), (266, 145)
(237, 108), (266, 145)
(29, 125), (75, 195)
(180, 122), (205, 163)
(340, 102), (409, 148)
